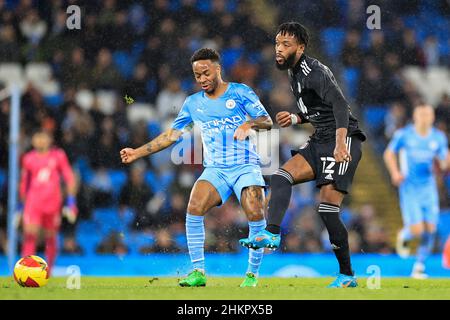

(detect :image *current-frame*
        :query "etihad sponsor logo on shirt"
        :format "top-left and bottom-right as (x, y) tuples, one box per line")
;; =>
(201, 115), (243, 131)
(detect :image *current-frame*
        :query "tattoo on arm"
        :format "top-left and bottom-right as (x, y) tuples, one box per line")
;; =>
(144, 131), (177, 156)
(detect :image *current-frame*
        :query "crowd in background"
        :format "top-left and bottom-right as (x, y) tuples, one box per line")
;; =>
(0, 0), (449, 256)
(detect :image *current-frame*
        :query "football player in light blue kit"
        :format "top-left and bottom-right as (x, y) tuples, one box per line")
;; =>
(120, 48), (273, 287)
(384, 104), (449, 279)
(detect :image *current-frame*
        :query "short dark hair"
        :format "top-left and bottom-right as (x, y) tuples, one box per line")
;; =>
(190, 48), (221, 64)
(277, 22), (309, 47)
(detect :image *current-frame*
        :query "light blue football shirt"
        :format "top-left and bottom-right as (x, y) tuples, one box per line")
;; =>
(388, 124), (448, 185)
(171, 82), (269, 168)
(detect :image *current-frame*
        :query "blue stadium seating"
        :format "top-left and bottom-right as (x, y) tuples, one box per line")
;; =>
(44, 94), (64, 108)
(145, 170), (158, 193)
(342, 67), (360, 101)
(362, 105), (388, 132)
(221, 47), (244, 72)
(124, 232), (155, 255)
(93, 208), (122, 236)
(0, 169), (6, 189)
(321, 27), (346, 60)
(77, 219), (98, 236)
(76, 232), (103, 256)
(108, 169), (127, 198)
(112, 51), (136, 80)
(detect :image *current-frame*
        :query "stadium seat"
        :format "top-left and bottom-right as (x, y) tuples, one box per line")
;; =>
(76, 220), (98, 236)
(112, 51), (135, 79)
(93, 208), (122, 236)
(174, 233), (187, 249)
(145, 170), (158, 193)
(73, 158), (94, 184)
(147, 120), (161, 139)
(0, 63), (24, 86)
(0, 169), (6, 189)
(124, 232), (155, 255)
(44, 93), (64, 107)
(126, 103), (155, 124)
(75, 89), (95, 111)
(321, 28), (346, 59)
(221, 47), (244, 72)
(76, 232), (103, 256)
(363, 105), (388, 133)
(342, 67), (360, 101)
(146, 78), (158, 97)
(196, 0), (211, 12)
(25, 63), (52, 84)
(108, 169), (128, 198)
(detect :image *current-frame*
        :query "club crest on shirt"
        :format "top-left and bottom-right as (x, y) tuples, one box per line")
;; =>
(225, 99), (236, 109)
(429, 141), (438, 151)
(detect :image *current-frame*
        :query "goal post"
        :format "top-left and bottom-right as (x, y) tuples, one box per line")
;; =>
(3, 85), (21, 273)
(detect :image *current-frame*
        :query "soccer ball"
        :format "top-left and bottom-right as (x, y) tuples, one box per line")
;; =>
(13, 255), (49, 287)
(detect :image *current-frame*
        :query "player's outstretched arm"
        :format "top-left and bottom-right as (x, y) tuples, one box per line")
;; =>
(120, 128), (183, 164)
(383, 148), (404, 186)
(233, 116), (273, 140)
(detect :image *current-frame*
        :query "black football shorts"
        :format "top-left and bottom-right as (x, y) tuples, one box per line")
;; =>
(291, 136), (363, 194)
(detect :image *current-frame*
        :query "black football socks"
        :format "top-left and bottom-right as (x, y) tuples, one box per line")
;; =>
(318, 202), (353, 276)
(266, 168), (294, 235)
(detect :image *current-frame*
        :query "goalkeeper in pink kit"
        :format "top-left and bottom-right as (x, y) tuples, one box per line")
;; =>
(19, 130), (77, 274)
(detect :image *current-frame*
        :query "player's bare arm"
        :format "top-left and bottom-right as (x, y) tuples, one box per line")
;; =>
(439, 152), (450, 172)
(233, 116), (272, 141)
(383, 148), (404, 186)
(120, 128), (183, 164)
(334, 128), (351, 163)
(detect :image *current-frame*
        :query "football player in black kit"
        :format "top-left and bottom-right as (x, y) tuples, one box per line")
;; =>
(240, 22), (366, 288)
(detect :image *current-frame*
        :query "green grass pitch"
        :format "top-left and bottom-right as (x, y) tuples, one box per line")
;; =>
(1, 277), (450, 300)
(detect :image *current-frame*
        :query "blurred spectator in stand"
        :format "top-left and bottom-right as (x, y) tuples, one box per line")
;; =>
(362, 224), (393, 253)
(384, 102), (408, 140)
(365, 30), (387, 65)
(19, 9), (47, 59)
(139, 228), (181, 253)
(123, 63), (151, 102)
(341, 29), (363, 68)
(61, 47), (92, 89)
(91, 48), (123, 89)
(357, 63), (386, 106)
(399, 29), (425, 67)
(231, 55), (259, 87)
(423, 35), (440, 67)
(96, 232), (128, 255)
(156, 77), (187, 121)
(88, 167), (115, 207)
(119, 161), (157, 231)
(61, 235), (83, 255)
(0, 25), (20, 62)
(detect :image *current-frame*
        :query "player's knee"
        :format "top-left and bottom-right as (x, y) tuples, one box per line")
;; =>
(410, 224), (424, 237)
(44, 230), (57, 239)
(271, 168), (294, 186)
(24, 225), (39, 236)
(319, 185), (343, 205)
(187, 200), (207, 216)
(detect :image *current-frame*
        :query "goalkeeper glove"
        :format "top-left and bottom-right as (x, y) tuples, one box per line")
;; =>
(63, 195), (78, 224)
